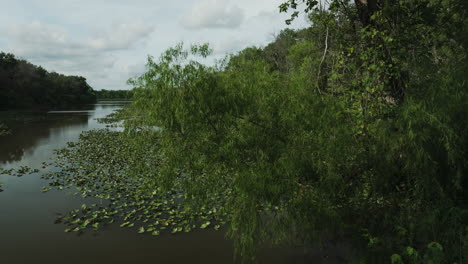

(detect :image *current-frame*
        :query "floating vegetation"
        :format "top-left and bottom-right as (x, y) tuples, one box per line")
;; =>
(0, 166), (41, 177)
(0, 122), (10, 136)
(0, 165), (43, 193)
(42, 129), (229, 235)
(96, 109), (124, 125)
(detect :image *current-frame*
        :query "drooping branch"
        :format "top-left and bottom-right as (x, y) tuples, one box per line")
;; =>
(316, 26), (329, 94)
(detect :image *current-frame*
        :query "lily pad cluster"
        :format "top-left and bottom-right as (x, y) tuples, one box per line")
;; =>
(96, 110), (124, 125)
(0, 165), (41, 177)
(0, 123), (10, 136)
(42, 129), (228, 235)
(0, 165), (42, 192)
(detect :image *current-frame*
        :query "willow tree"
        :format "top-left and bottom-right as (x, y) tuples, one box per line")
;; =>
(124, 1), (467, 263)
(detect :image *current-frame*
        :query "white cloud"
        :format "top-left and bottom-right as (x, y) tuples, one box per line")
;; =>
(5, 21), (67, 45)
(181, 0), (245, 29)
(0, 20), (155, 88)
(1, 21), (154, 58)
(87, 22), (155, 51)
(214, 37), (249, 55)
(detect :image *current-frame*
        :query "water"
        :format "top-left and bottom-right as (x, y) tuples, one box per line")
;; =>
(0, 102), (318, 264)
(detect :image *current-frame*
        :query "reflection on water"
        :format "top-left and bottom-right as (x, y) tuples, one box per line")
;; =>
(0, 102), (128, 167)
(0, 102), (318, 264)
(0, 114), (88, 164)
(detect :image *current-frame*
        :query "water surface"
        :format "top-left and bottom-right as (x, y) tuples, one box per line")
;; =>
(0, 102), (333, 264)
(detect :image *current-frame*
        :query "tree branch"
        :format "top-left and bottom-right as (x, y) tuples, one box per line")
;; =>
(316, 26), (329, 94)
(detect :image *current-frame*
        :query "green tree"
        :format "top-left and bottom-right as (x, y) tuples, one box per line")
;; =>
(0, 52), (96, 109)
(95, 1), (468, 262)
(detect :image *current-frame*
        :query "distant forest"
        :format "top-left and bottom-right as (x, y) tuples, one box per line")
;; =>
(95, 89), (133, 100)
(0, 52), (96, 109)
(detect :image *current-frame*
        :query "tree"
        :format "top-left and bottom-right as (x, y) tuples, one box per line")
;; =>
(69, 1), (467, 262)
(0, 52), (96, 109)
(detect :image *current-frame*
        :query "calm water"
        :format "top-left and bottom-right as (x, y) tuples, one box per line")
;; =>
(0, 102), (341, 264)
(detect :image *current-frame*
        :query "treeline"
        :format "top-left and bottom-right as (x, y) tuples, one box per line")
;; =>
(95, 89), (133, 100)
(123, 0), (467, 262)
(0, 52), (96, 110)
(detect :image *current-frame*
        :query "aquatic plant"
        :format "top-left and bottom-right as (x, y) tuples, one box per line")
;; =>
(42, 129), (229, 235)
(0, 123), (10, 136)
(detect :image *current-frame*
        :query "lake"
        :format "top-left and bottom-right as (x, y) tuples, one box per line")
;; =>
(0, 102), (324, 264)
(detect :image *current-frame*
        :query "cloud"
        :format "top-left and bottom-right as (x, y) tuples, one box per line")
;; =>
(1, 21), (154, 58)
(210, 8), (309, 56)
(3, 21), (67, 46)
(0, 21), (154, 79)
(124, 63), (147, 78)
(214, 37), (248, 54)
(181, 0), (245, 29)
(87, 22), (155, 51)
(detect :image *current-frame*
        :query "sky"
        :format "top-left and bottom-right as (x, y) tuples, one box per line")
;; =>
(0, 0), (308, 90)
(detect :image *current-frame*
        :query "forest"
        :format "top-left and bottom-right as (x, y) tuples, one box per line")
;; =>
(5, 0), (467, 263)
(0, 52), (96, 109)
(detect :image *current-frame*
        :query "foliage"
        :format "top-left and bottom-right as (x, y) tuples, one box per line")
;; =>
(0, 52), (96, 109)
(120, 0), (468, 262)
(390, 242), (455, 264)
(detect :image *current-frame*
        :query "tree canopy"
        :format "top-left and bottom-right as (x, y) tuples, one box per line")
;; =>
(0, 52), (96, 109)
(121, 1), (467, 262)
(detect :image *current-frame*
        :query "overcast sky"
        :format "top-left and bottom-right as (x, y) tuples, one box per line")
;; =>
(0, 0), (308, 90)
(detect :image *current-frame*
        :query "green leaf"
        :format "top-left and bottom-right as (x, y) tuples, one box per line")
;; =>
(41, 187), (52, 193)
(390, 254), (403, 264)
(200, 221), (211, 229)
